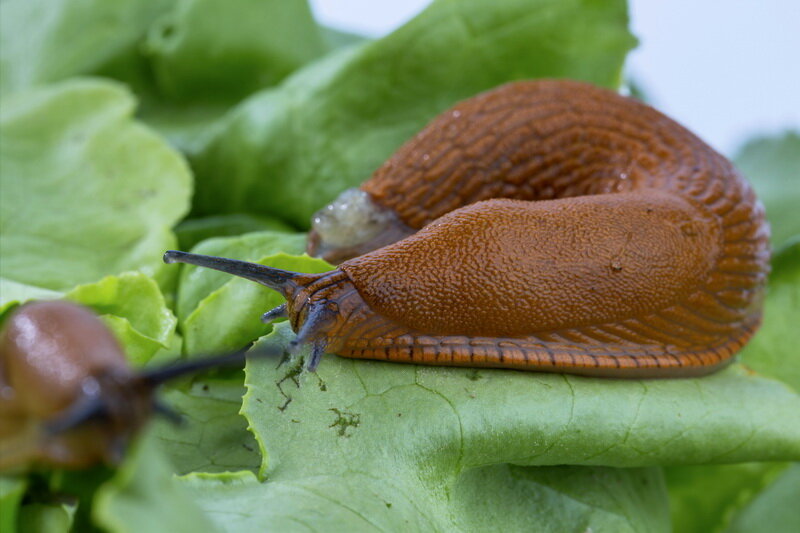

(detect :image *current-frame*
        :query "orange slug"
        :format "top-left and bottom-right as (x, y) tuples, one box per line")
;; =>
(164, 79), (770, 378)
(0, 300), (267, 470)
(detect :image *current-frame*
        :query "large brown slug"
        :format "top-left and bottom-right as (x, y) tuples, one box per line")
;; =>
(0, 301), (265, 470)
(165, 79), (770, 378)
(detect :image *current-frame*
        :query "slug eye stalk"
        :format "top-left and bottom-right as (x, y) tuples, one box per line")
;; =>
(163, 250), (300, 295)
(44, 346), (278, 441)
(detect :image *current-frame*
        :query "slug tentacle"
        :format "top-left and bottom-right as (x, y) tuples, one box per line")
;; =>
(261, 304), (288, 323)
(42, 377), (115, 436)
(41, 347), (269, 439)
(152, 401), (184, 425)
(294, 338), (328, 372)
(163, 250), (300, 295)
(138, 349), (252, 385)
(291, 303), (336, 347)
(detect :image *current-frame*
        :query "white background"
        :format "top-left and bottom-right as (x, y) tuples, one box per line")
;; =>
(309, 0), (800, 156)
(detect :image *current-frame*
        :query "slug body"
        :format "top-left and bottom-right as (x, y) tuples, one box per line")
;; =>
(0, 301), (152, 469)
(0, 301), (260, 470)
(166, 79), (769, 378)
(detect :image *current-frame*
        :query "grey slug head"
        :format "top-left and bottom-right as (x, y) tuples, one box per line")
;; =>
(306, 188), (413, 264)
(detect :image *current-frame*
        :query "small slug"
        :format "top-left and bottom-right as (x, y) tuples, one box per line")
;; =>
(165, 79), (770, 378)
(0, 300), (265, 470)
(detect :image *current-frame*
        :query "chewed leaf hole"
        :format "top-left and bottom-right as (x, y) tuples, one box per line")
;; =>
(329, 408), (361, 437)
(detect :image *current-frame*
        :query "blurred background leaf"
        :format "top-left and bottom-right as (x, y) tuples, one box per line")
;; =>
(734, 132), (800, 248)
(0, 79), (191, 293)
(190, 0), (636, 227)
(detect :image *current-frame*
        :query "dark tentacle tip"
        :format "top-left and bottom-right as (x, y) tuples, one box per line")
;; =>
(163, 250), (183, 264)
(261, 304), (287, 323)
(288, 339), (303, 357)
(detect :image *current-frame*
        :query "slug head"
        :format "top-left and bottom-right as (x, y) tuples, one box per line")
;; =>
(0, 301), (150, 469)
(0, 301), (264, 471)
(306, 188), (414, 264)
(164, 251), (357, 371)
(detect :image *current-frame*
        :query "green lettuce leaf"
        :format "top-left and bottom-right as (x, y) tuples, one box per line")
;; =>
(191, 0), (636, 226)
(64, 272), (177, 366)
(0, 476), (27, 532)
(0, 0), (174, 96)
(175, 214), (293, 252)
(137, 0), (336, 154)
(0, 78), (191, 292)
(179, 466), (671, 532)
(726, 463), (800, 533)
(664, 238), (800, 531)
(141, 0), (325, 103)
(734, 132), (800, 248)
(0, 272), (176, 367)
(17, 502), (75, 533)
(0, 0), (331, 155)
(248, 325), (800, 470)
(667, 463), (800, 533)
(739, 238), (800, 391)
(92, 430), (217, 533)
(666, 462), (788, 533)
(135, 0), (331, 152)
(153, 375), (260, 475)
(202, 320), (800, 531)
(320, 26), (368, 51)
(0, 279), (62, 315)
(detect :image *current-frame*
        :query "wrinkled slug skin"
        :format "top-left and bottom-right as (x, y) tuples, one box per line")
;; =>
(311, 80), (770, 377)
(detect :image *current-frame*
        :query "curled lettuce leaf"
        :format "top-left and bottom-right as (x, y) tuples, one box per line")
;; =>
(93, 430), (217, 533)
(179, 466), (671, 532)
(0, 79), (191, 292)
